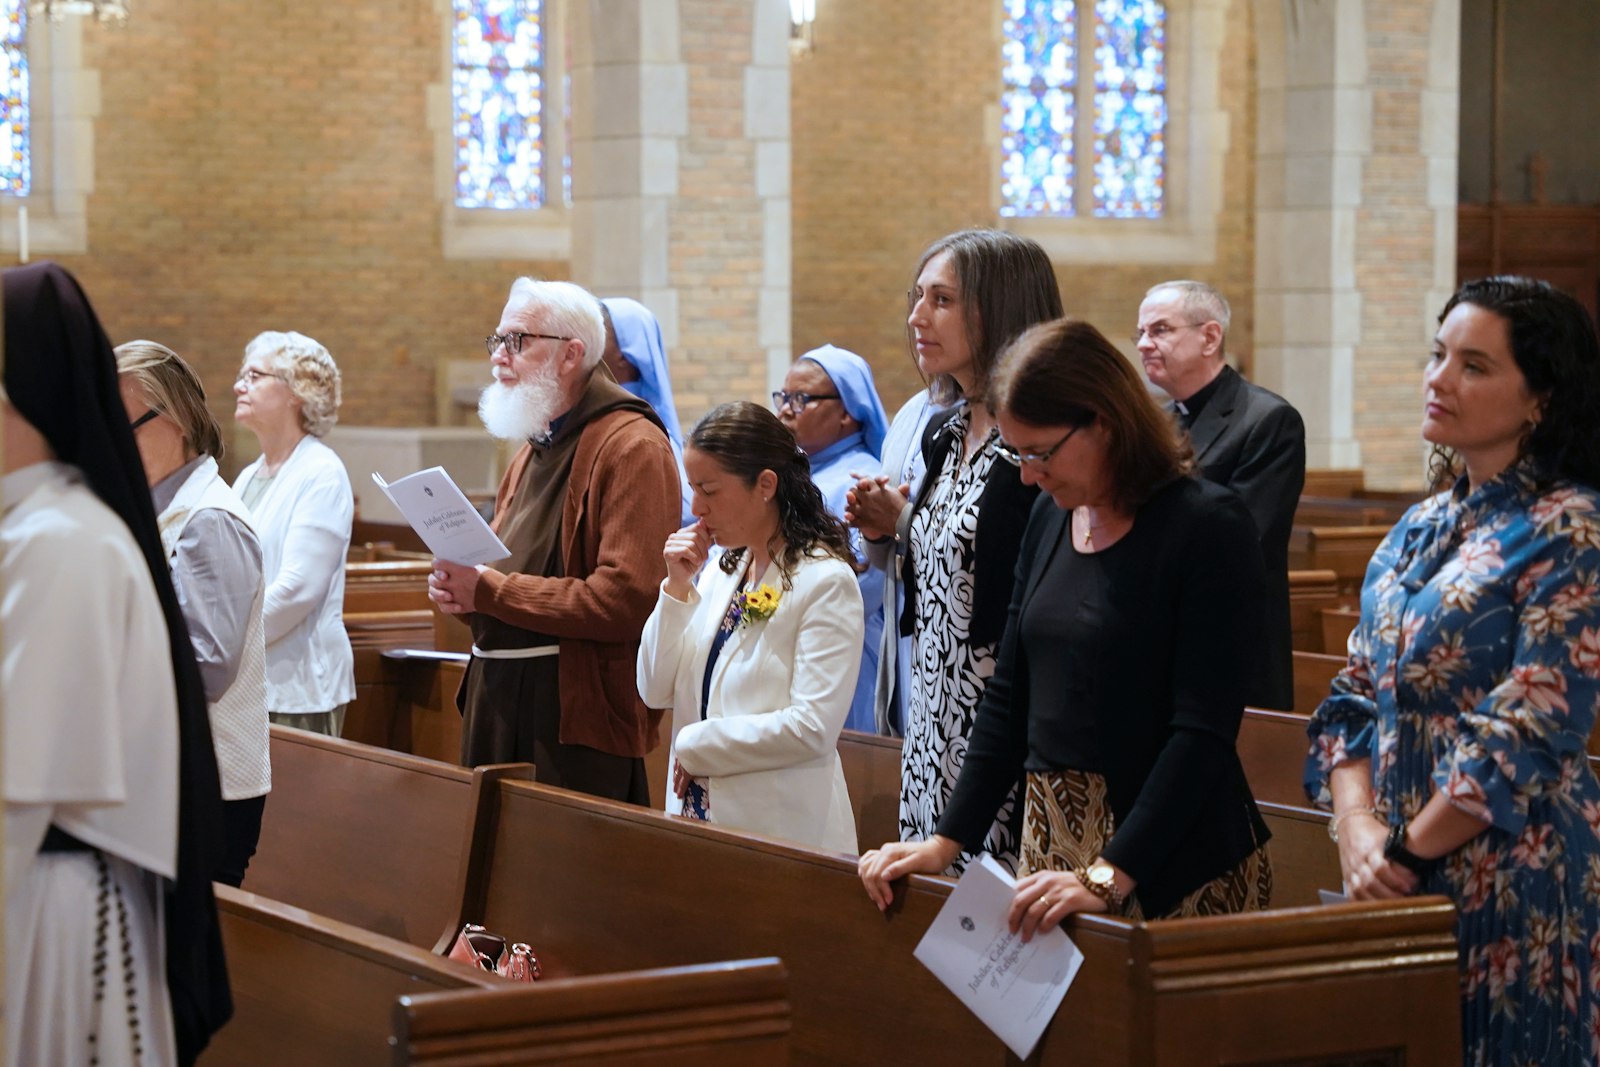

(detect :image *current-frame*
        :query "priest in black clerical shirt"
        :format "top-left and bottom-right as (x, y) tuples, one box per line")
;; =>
(1134, 280), (1306, 711)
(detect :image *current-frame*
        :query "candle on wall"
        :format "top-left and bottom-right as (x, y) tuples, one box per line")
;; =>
(17, 204), (27, 264)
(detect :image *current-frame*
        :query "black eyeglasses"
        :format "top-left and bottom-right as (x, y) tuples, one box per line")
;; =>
(772, 390), (841, 412)
(996, 425), (1079, 468)
(486, 332), (572, 357)
(129, 408), (162, 432)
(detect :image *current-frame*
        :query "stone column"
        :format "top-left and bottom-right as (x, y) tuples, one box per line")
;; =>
(1252, 0), (1371, 471)
(569, 0), (791, 429)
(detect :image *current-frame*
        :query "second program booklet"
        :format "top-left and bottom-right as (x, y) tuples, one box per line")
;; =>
(371, 467), (510, 567)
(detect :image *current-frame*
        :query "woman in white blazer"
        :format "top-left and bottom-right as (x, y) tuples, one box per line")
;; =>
(638, 402), (863, 853)
(233, 331), (356, 737)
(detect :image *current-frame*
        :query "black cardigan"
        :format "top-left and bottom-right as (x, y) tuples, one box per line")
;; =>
(898, 409), (1040, 648)
(936, 478), (1272, 918)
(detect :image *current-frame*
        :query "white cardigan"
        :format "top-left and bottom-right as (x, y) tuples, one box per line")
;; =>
(235, 436), (355, 714)
(637, 551), (862, 854)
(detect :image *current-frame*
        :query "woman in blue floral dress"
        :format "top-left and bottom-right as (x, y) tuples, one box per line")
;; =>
(1306, 276), (1600, 1066)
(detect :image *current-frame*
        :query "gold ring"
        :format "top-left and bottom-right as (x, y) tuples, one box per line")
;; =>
(1038, 894), (1052, 909)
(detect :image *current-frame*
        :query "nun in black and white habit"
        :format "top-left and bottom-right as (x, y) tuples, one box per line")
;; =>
(1, 262), (232, 1066)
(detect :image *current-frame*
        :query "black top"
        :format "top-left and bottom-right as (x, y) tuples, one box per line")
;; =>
(935, 476), (1273, 918)
(899, 407), (1040, 648)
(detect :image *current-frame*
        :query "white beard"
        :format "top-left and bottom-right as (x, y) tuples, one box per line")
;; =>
(478, 361), (564, 442)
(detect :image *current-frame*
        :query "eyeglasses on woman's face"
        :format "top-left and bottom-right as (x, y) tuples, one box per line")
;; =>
(485, 332), (572, 357)
(771, 390), (840, 413)
(995, 425), (1079, 468)
(235, 367), (286, 389)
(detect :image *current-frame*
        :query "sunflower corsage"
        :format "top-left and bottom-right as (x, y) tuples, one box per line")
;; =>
(735, 584), (782, 630)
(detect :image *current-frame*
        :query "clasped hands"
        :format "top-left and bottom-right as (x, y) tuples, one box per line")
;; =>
(844, 472), (910, 542)
(857, 837), (1111, 943)
(1336, 811), (1420, 900)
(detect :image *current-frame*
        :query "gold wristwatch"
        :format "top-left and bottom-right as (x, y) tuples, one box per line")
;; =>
(1079, 860), (1124, 911)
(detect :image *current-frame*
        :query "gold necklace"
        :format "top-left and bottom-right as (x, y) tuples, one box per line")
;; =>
(1078, 508), (1110, 550)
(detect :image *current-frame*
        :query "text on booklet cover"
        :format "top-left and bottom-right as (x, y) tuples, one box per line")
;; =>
(371, 467), (511, 567)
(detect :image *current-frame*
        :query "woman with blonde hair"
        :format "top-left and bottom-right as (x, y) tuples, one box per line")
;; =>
(233, 331), (355, 736)
(118, 341), (271, 887)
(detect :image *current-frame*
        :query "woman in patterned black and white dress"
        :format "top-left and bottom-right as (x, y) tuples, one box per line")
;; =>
(849, 229), (1062, 874)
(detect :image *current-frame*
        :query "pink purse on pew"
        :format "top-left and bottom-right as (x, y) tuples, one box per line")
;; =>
(447, 923), (541, 982)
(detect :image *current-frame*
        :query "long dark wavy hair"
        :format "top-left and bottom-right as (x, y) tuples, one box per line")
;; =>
(989, 317), (1195, 514)
(908, 228), (1064, 406)
(688, 401), (857, 585)
(1427, 277), (1600, 492)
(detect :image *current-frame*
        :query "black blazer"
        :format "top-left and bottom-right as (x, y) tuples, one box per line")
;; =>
(898, 408), (1039, 648)
(937, 480), (1272, 918)
(1180, 366), (1306, 711)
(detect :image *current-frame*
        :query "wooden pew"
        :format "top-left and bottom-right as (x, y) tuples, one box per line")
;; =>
(1293, 495), (1399, 528)
(1292, 650), (1345, 715)
(1301, 468), (1367, 498)
(1287, 525), (1389, 597)
(1287, 568), (1341, 653)
(451, 778), (1460, 1065)
(1320, 606), (1360, 656)
(206, 884), (498, 1067)
(838, 728), (902, 851)
(394, 959), (792, 1066)
(211, 886), (792, 1067)
(249, 727), (530, 947)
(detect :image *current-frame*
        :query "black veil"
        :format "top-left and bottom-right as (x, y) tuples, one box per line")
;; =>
(3, 261), (232, 1064)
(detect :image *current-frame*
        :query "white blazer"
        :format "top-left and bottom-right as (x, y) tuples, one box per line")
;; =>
(637, 550), (862, 854)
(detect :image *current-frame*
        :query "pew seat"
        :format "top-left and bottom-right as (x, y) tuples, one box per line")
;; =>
(451, 778), (1460, 1065)
(249, 727), (529, 947)
(210, 886), (792, 1066)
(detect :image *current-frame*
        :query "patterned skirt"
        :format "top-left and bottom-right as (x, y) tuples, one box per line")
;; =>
(1020, 770), (1273, 920)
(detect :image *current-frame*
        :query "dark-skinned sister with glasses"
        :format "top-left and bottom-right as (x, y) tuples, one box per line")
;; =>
(860, 318), (1273, 934)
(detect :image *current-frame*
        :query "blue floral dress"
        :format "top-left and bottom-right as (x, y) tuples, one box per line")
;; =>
(1306, 463), (1600, 1067)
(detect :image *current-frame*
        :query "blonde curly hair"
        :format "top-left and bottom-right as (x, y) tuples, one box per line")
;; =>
(243, 330), (342, 437)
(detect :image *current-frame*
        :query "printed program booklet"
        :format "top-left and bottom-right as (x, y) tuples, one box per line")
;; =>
(912, 853), (1084, 1059)
(370, 467), (510, 566)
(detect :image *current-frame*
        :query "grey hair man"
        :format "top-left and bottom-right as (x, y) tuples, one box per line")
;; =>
(430, 277), (682, 801)
(1136, 280), (1306, 711)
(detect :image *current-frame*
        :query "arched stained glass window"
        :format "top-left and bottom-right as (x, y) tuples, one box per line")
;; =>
(453, 0), (546, 210)
(1001, 0), (1166, 220)
(1, 0), (28, 197)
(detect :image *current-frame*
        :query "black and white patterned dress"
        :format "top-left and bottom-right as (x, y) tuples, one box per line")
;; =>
(899, 409), (1021, 874)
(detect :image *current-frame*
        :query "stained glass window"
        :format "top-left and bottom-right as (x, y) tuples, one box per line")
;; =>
(1001, 0), (1075, 218)
(1093, 0), (1165, 217)
(453, 0), (545, 210)
(1000, 0), (1166, 220)
(1, 0), (28, 197)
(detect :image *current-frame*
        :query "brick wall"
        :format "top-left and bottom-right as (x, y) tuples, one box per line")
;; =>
(58, 0), (563, 449)
(791, 0), (1259, 413)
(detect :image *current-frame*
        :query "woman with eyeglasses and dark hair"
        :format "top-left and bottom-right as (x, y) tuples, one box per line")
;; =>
(1307, 277), (1600, 1064)
(637, 401), (862, 852)
(117, 341), (271, 888)
(861, 317), (1273, 931)
(232, 331), (355, 737)
(846, 228), (1062, 875)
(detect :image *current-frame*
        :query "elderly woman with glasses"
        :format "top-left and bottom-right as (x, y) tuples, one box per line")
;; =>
(861, 317), (1273, 932)
(233, 331), (355, 737)
(775, 344), (890, 734)
(117, 341), (271, 888)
